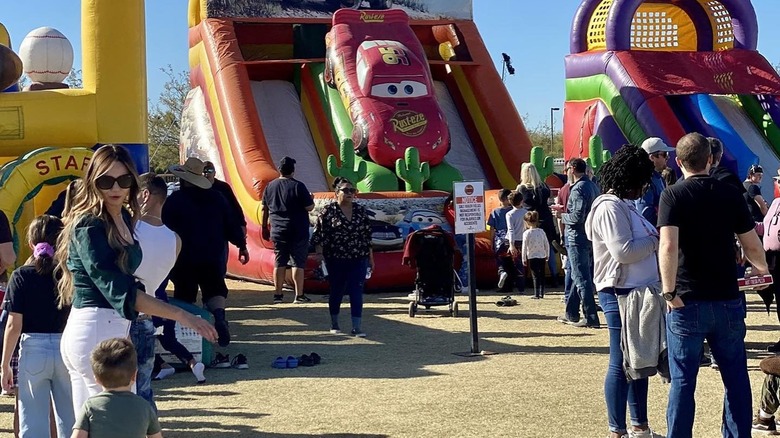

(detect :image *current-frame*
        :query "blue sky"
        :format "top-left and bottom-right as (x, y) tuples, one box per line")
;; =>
(3, 0), (780, 128)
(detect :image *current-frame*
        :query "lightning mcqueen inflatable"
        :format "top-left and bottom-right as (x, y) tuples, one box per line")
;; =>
(325, 9), (450, 168)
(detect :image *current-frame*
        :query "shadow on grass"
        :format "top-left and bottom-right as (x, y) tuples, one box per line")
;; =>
(154, 289), (606, 387)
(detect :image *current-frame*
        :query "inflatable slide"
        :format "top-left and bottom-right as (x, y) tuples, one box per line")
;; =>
(564, 0), (780, 198)
(184, 0), (532, 289)
(0, 1), (149, 264)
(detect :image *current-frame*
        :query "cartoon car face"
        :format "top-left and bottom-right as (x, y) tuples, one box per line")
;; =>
(326, 10), (450, 168)
(396, 208), (452, 239)
(369, 219), (404, 249)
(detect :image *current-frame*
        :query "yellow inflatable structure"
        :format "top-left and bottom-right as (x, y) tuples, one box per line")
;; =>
(0, 0), (148, 266)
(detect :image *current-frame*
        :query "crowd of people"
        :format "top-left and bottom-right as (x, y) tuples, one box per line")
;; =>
(1, 133), (780, 436)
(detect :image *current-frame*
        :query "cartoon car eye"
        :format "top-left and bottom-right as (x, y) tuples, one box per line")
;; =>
(411, 215), (443, 224)
(400, 81), (428, 98)
(388, 85), (398, 95)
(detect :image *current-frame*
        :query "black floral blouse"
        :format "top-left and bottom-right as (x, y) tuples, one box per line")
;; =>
(311, 202), (372, 260)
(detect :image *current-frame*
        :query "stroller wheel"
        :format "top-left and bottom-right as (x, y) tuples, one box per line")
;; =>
(408, 302), (417, 318)
(451, 302), (459, 317)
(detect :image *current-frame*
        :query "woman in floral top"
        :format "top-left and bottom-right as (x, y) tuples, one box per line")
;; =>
(311, 177), (374, 337)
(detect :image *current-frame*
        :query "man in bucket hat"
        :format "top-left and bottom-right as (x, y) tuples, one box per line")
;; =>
(261, 156), (315, 304)
(162, 157), (249, 347)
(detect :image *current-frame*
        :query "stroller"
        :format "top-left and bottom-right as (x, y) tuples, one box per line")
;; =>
(402, 225), (461, 317)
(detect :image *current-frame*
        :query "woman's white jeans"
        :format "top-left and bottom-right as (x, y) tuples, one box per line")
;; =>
(60, 307), (130, 417)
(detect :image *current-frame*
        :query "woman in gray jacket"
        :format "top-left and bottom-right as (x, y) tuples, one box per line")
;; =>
(585, 145), (658, 438)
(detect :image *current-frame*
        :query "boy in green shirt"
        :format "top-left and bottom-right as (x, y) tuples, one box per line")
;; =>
(71, 338), (162, 438)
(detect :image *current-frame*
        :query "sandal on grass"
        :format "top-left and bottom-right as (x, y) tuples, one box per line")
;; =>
(496, 296), (517, 307)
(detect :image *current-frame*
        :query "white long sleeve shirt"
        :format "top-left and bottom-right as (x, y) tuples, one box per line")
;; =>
(505, 207), (528, 243)
(522, 228), (549, 264)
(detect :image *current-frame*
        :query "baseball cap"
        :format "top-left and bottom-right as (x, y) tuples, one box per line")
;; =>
(641, 137), (675, 155)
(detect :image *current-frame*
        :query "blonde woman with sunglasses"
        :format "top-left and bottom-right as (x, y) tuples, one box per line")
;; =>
(55, 145), (217, 417)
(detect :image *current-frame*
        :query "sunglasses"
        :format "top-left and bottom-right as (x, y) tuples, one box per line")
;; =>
(203, 168), (216, 175)
(95, 174), (134, 190)
(339, 187), (357, 194)
(651, 152), (668, 159)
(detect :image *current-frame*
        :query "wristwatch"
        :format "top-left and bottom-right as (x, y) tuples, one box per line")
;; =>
(662, 289), (677, 302)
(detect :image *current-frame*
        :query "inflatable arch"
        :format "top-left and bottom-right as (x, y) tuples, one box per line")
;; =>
(0, 147), (92, 259)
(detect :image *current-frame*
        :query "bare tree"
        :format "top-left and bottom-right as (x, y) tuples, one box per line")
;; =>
(148, 66), (190, 173)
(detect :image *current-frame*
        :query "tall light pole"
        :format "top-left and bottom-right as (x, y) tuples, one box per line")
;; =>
(550, 107), (561, 153)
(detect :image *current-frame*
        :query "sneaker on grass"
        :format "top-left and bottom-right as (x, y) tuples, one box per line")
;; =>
(293, 295), (312, 304)
(273, 294), (283, 304)
(191, 362), (206, 384)
(497, 271), (508, 289)
(351, 329), (366, 338)
(232, 354), (249, 370)
(752, 413), (777, 433)
(211, 352), (231, 368)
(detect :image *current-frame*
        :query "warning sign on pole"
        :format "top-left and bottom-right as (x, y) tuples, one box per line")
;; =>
(453, 181), (486, 235)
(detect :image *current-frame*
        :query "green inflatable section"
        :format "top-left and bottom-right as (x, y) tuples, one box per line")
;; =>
(307, 63), (399, 192)
(565, 75), (647, 145)
(737, 94), (780, 154)
(426, 160), (463, 191)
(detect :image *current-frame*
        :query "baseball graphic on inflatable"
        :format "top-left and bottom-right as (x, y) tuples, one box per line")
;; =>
(18, 27), (74, 84)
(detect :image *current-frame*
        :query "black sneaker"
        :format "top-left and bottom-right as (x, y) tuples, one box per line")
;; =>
(293, 295), (312, 304)
(571, 319), (600, 329)
(699, 355), (712, 368)
(752, 413), (777, 432)
(215, 318), (230, 347)
(768, 341), (780, 354)
(351, 329), (367, 338)
(273, 294), (283, 304)
(211, 352), (231, 368)
(231, 354), (249, 370)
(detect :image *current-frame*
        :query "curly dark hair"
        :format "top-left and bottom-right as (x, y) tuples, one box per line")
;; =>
(597, 145), (655, 199)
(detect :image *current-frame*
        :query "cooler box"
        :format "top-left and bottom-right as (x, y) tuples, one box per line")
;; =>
(154, 298), (214, 368)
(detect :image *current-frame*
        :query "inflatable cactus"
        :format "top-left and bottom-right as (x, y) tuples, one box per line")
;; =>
(529, 146), (555, 180)
(326, 139), (367, 184)
(585, 135), (611, 173)
(396, 147), (430, 193)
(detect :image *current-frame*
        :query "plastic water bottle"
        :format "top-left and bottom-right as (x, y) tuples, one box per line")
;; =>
(365, 267), (372, 280)
(321, 261), (328, 278)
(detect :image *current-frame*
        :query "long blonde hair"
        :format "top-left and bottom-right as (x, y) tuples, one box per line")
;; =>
(518, 163), (544, 190)
(56, 145), (140, 307)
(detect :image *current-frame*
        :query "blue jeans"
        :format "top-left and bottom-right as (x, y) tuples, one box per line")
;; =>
(130, 318), (157, 413)
(547, 246), (558, 278)
(565, 243), (599, 324)
(17, 333), (74, 438)
(563, 254), (573, 303)
(599, 292), (648, 434)
(327, 258), (368, 322)
(666, 299), (751, 438)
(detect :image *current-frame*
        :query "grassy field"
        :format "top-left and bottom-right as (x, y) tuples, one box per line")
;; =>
(1, 280), (778, 437)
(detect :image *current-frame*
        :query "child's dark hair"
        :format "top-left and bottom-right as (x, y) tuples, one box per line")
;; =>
(508, 191), (523, 207)
(27, 214), (63, 275)
(139, 172), (168, 200)
(91, 338), (137, 388)
(498, 188), (511, 202)
(332, 176), (353, 190)
(524, 210), (539, 226)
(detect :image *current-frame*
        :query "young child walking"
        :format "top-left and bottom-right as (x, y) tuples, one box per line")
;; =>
(522, 211), (550, 299)
(488, 189), (514, 291)
(1, 214), (74, 438)
(72, 337), (162, 438)
(506, 191), (528, 293)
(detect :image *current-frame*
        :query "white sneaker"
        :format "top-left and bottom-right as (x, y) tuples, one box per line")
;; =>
(628, 428), (655, 438)
(191, 362), (206, 384)
(497, 271), (508, 289)
(460, 286), (470, 294)
(407, 291), (418, 300)
(153, 367), (176, 381)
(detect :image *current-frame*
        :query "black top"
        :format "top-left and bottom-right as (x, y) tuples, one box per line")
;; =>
(4, 265), (70, 333)
(658, 174), (755, 302)
(519, 184), (559, 243)
(45, 189), (68, 218)
(262, 177), (314, 243)
(743, 181), (765, 222)
(710, 166), (745, 194)
(0, 211), (11, 283)
(162, 185), (247, 266)
(212, 179), (246, 228)
(310, 202), (372, 260)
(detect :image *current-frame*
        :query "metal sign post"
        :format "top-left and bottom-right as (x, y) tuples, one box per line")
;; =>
(452, 181), (492, 357)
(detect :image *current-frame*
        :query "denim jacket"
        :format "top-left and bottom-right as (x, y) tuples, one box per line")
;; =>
(561, 176), (600, 245)
(634, 170), (665, 227)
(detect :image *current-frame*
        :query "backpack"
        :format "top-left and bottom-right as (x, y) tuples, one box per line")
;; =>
(764, 198), (780, 252)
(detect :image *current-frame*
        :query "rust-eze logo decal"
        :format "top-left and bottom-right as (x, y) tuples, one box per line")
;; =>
(360, 12), (385, 23)
(390, 110), (428, 137)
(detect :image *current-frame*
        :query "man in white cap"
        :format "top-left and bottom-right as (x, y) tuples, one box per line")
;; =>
(635, 137), (676, 226)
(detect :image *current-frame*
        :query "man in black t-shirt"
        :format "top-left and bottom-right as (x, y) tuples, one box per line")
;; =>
(261, 157), (314, 304)
(658, 132), (768, 438)
(203, 161), (247, 237)
(0, 211), (15, 285)
(744, 164), (769, 223)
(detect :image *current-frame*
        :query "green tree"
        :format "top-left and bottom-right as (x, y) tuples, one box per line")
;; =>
(148, 66), (189, 173)
(522, 114), (564, 158)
